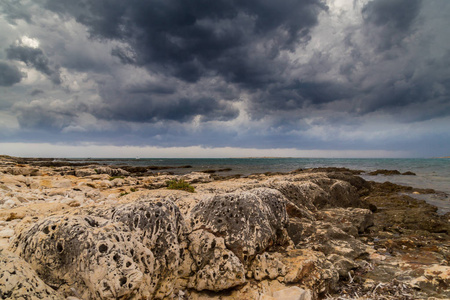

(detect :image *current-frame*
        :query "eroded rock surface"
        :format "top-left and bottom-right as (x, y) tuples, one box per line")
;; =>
(10, 199), (187, 299)
(189, 188), (289, 263)
(1, 155), (448, 300)
(0, 249), (62, 299)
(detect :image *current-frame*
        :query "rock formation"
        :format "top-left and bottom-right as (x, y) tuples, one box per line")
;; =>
(0, 155), (448, 299)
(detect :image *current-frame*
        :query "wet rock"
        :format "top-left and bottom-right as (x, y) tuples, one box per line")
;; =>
(0, 249), (62, 299)
(189, 188), (289, 263)
(368, 169), (402, 175)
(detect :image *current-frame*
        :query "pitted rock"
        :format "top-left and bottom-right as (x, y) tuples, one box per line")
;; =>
(189, 188), (289, 263)
(187, 230), (246, 291)
(0, 249), (62, 299)
(10, 198), (187, 299)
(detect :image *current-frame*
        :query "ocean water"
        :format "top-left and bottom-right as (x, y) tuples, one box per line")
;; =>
(71, 157), (450, 214)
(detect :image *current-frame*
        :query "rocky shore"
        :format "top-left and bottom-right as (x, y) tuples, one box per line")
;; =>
(0, 156), (448, 299)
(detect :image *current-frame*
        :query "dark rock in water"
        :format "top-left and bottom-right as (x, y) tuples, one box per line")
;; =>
(368, 169), (416, 176)
(189, 188), (289, 263)
(368, 169), (401, 175)
(402, 171), (416, 175)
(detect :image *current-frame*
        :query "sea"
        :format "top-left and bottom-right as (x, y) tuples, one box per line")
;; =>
(68, 157), (450, 214)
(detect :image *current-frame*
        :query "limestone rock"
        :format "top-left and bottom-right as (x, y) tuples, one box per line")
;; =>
(189, 188), (289, 263)
(75, 168), (97, 177)
(5, 167), (41, 176)
(0, 249), (63, 299)
(294, 219), (368, 260)
(187, 230), (246, 291)
(96, 167), (130, 177)
(182, 172), (213, 183)
(273, 287), (312, 300)
(327, 254), (358, 279)
(10, 199), (187, 299)
(275, 249), (339, 295)
(316, 208), (374, 236)
(268, 180), (316, 211)
(250, 252), (286, 280)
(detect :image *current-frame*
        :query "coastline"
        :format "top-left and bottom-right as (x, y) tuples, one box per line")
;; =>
(0, 156), (449, 299)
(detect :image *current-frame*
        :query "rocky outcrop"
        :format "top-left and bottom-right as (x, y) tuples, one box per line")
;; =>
(1, 156), (448, 300)
(189, 188), (289, 263)
(0, 249), (62, 299)
(9, 199), (187, 299)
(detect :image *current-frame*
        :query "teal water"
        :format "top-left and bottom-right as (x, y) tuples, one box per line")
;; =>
(70, 157), (450, 213)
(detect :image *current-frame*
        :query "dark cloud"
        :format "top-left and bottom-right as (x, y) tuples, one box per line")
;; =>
(6, 45), (61, 84)
(13, 100), (87, 130)
(43, 0), (326, 85)
(0, 61), (23, 86)
(362, 0), (422, 51)
(93, 89), (239, 123)
(30, 89), (44, 96)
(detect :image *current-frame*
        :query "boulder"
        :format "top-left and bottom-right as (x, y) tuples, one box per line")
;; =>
(189, 188), (289, 263)
(0, 249), (62, 299)
(10, 199), (187, 299)
(186, 230), (246, 291)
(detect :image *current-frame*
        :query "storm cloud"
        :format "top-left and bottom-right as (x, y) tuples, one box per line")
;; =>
(0, 61), (23, 86)
(6, 45), (61, 84)
(0, 0), (449, 157)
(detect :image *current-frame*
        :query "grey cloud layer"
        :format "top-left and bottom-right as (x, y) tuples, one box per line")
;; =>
(0, 0), (449, 156)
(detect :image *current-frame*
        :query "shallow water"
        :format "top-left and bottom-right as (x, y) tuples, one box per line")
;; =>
(68, 157), (450, 213)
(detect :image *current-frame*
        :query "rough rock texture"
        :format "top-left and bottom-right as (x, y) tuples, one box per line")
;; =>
(292, 218), (368, 260)
(186, 230), (246, 291)
(316, 208), (374, 237)
(189, 188), (289, 263)
(1, 155), (449, 300)
(9, 199), (186, 299)
(0, 249), (62, 299)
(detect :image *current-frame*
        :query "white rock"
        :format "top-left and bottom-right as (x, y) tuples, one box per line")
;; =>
(273, 287), (312, 300)
(0, 228), (15, 238)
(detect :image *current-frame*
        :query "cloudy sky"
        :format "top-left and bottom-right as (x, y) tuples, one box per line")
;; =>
(0, 0), (449, 158)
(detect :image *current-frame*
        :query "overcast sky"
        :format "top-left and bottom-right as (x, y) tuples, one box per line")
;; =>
(1, 0), (449, 158)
